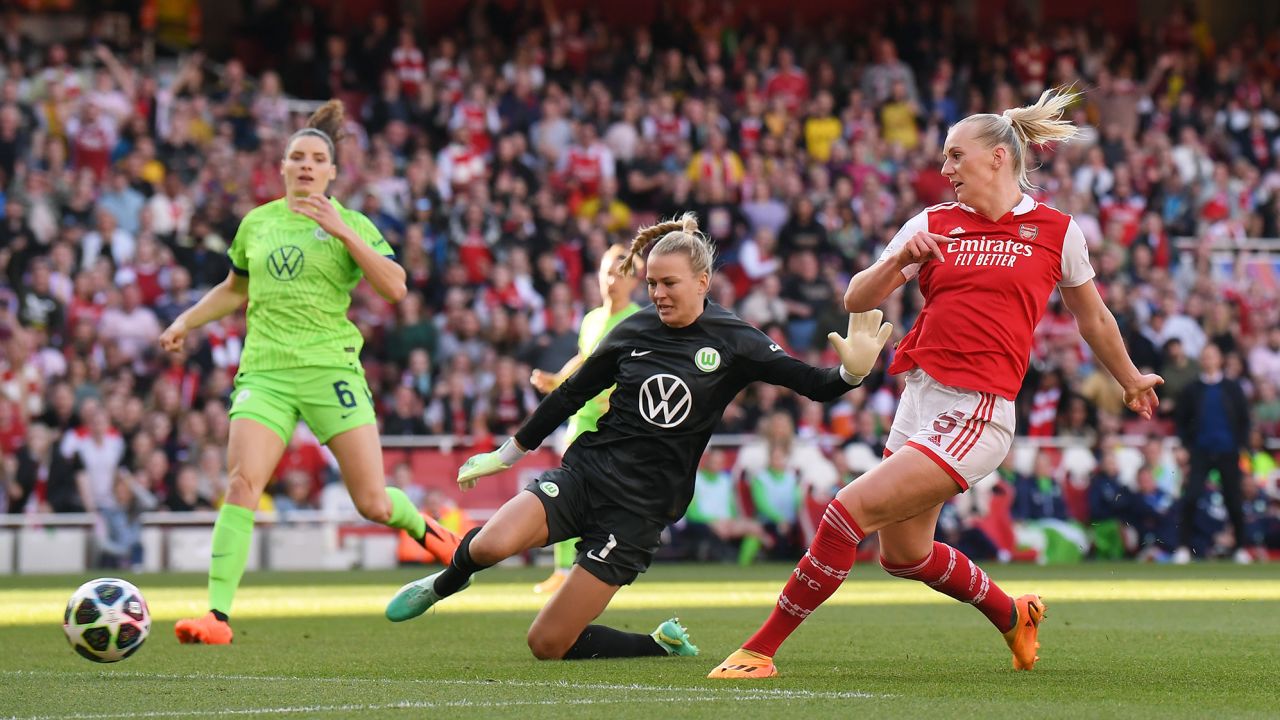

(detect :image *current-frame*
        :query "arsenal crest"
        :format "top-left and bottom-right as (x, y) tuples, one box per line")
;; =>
(1018, 224), (1039, 241)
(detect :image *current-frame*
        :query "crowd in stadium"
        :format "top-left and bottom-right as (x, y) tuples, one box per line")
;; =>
(1, 2), (1279, 568)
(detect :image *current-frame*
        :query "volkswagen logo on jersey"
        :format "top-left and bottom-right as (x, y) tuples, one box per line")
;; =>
(638, 373), (693, 428)
(694, 347), (721, 372)
(267, 245), (305, 281)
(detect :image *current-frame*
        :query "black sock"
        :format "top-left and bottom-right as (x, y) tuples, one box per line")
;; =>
(562, 625), (667, 660)
(434, 528), (490, 597)
(211, 610), (229, 623)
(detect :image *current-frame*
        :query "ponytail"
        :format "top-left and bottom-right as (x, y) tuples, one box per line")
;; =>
(956, 86), (1082, 191)
(619, 212), (709, 276)
(286, 99), (348, 165)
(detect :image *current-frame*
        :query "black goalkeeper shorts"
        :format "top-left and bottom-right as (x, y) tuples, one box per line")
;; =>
(524, 466), (665, 587)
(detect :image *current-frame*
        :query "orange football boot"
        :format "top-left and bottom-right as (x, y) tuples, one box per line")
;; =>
(416, 513), (462, 563)
(174, 611), (234, 645)
(1003, 594), (1046, 670)
(707, 648), (779, 679)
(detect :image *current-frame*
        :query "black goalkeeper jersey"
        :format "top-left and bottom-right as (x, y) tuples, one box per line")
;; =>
(514, 301), (858, 524)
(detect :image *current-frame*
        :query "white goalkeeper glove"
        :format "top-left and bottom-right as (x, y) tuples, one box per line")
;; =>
(457, 438), (527, 491)
(827, 309), (893, 385)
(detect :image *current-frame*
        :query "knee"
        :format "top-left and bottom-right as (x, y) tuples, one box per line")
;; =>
(354, 495), (392, 524)
(224, 470), (261, 507)
(834, 490), (887, 532)
(526, 628), (570, 660)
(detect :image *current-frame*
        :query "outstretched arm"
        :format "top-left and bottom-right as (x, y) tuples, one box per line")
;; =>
(742, 311), (893, 401)
(1059, 279), (1163, 419)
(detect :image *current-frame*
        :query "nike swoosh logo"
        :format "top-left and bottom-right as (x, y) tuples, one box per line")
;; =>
(340, 412), (356, 419)
(211, 553), (230, 559)
(631, 350), (652, 357)
(585, 550), (610, 563)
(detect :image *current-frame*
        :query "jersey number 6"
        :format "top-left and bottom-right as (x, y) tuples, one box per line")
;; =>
(333, 381), (357, 409)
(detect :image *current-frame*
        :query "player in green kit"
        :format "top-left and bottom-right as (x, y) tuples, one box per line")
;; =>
(528, 243), (642, 595)
(160, 100), (459, 644)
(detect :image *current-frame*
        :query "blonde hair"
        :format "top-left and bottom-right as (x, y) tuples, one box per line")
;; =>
(619, 212), (714, 278)
(955, 86), (1081, 191)
(287, 99), (348, 165)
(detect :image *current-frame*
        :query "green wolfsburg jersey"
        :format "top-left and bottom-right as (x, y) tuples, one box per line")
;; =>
(227, 197), (395, 372)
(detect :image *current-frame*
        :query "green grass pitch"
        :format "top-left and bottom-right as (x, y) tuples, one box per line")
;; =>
(2, 562), (1277, 719)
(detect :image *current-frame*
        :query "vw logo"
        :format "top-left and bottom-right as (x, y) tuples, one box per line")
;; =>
(267, 245), (305, 281)
(638, 373), (692, 428)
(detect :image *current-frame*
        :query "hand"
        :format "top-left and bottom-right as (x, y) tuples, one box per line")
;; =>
(159, 319), (189, 353)
(530, 369), (557, 394)
(828, 310), (894, 380)
(456, 450), (511, 491)
(292, 193), (347, 239)
(892, 231), (947, 268)
(1123, 373), (1164, 420)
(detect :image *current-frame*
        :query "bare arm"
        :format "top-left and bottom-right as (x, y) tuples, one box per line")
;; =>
(1059, 280), (1163, 419)
(844, 260), (911, 312)
(339, 227), (408, 303)
(159, 271), (248, 352)
(844, 221), (944, 312)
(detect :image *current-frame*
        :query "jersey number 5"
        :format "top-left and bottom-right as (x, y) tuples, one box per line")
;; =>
(932, 412), (964, 434)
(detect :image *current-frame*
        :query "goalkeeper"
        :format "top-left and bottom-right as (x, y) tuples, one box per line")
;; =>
(385, 213), (891, 661)
(159, 100), (460, 645)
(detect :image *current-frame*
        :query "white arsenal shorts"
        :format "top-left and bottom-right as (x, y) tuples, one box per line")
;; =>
(883, 369), (1015, 491)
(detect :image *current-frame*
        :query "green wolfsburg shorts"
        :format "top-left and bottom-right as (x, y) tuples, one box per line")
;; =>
(228, 366), (376, 445)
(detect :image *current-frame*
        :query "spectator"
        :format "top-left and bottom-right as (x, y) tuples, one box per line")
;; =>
(749, 443), (802, 558)
(1129, 464), (1178, 560)
(1086, 451), (1132, 559)
(383, 385), (428, 436)
(95, 469), (156, 569)
(685, 448), (771, 564)
(1173, 343), (1251, 563)
(274, 469), (319, 518)
(165, 464), (214, 512)
(98, 283), (162, 360)
(80, 209), (136, 272)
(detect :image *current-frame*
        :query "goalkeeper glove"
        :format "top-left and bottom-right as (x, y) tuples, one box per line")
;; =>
(457, 438), (527, 491)
(827, 309), (893, 384)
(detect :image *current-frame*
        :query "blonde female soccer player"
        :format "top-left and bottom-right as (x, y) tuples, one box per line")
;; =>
(710, 88), (1163, 678)
(160, 100), (458, 644)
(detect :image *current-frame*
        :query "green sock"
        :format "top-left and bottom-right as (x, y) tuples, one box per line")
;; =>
(554, 538), (577, 570)
(208, 503), (256, 615)
(385, 487), (426, 539)
(738, 535), (762, 566)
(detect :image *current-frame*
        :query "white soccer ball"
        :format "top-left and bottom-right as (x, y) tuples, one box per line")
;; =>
(63, 578), (151, 663)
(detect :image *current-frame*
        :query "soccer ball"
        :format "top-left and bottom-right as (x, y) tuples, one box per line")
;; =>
(63, 578), (151, 663)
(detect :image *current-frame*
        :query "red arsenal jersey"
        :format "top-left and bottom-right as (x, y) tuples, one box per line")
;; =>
(882, 195), (1094, 399)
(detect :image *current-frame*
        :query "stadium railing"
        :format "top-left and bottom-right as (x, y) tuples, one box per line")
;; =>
(0, 432), (1267, 575)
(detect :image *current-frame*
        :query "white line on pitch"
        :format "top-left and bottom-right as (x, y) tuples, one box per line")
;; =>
(0, 669), (886, 701)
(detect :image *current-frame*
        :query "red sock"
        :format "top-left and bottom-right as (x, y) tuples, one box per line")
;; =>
(742, 500), (864, 658)
(881, 541), (1015, 631)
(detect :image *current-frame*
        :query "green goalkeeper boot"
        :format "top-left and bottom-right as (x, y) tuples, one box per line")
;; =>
(651, 617), (699, 656)
(385, 571), (471, 622)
